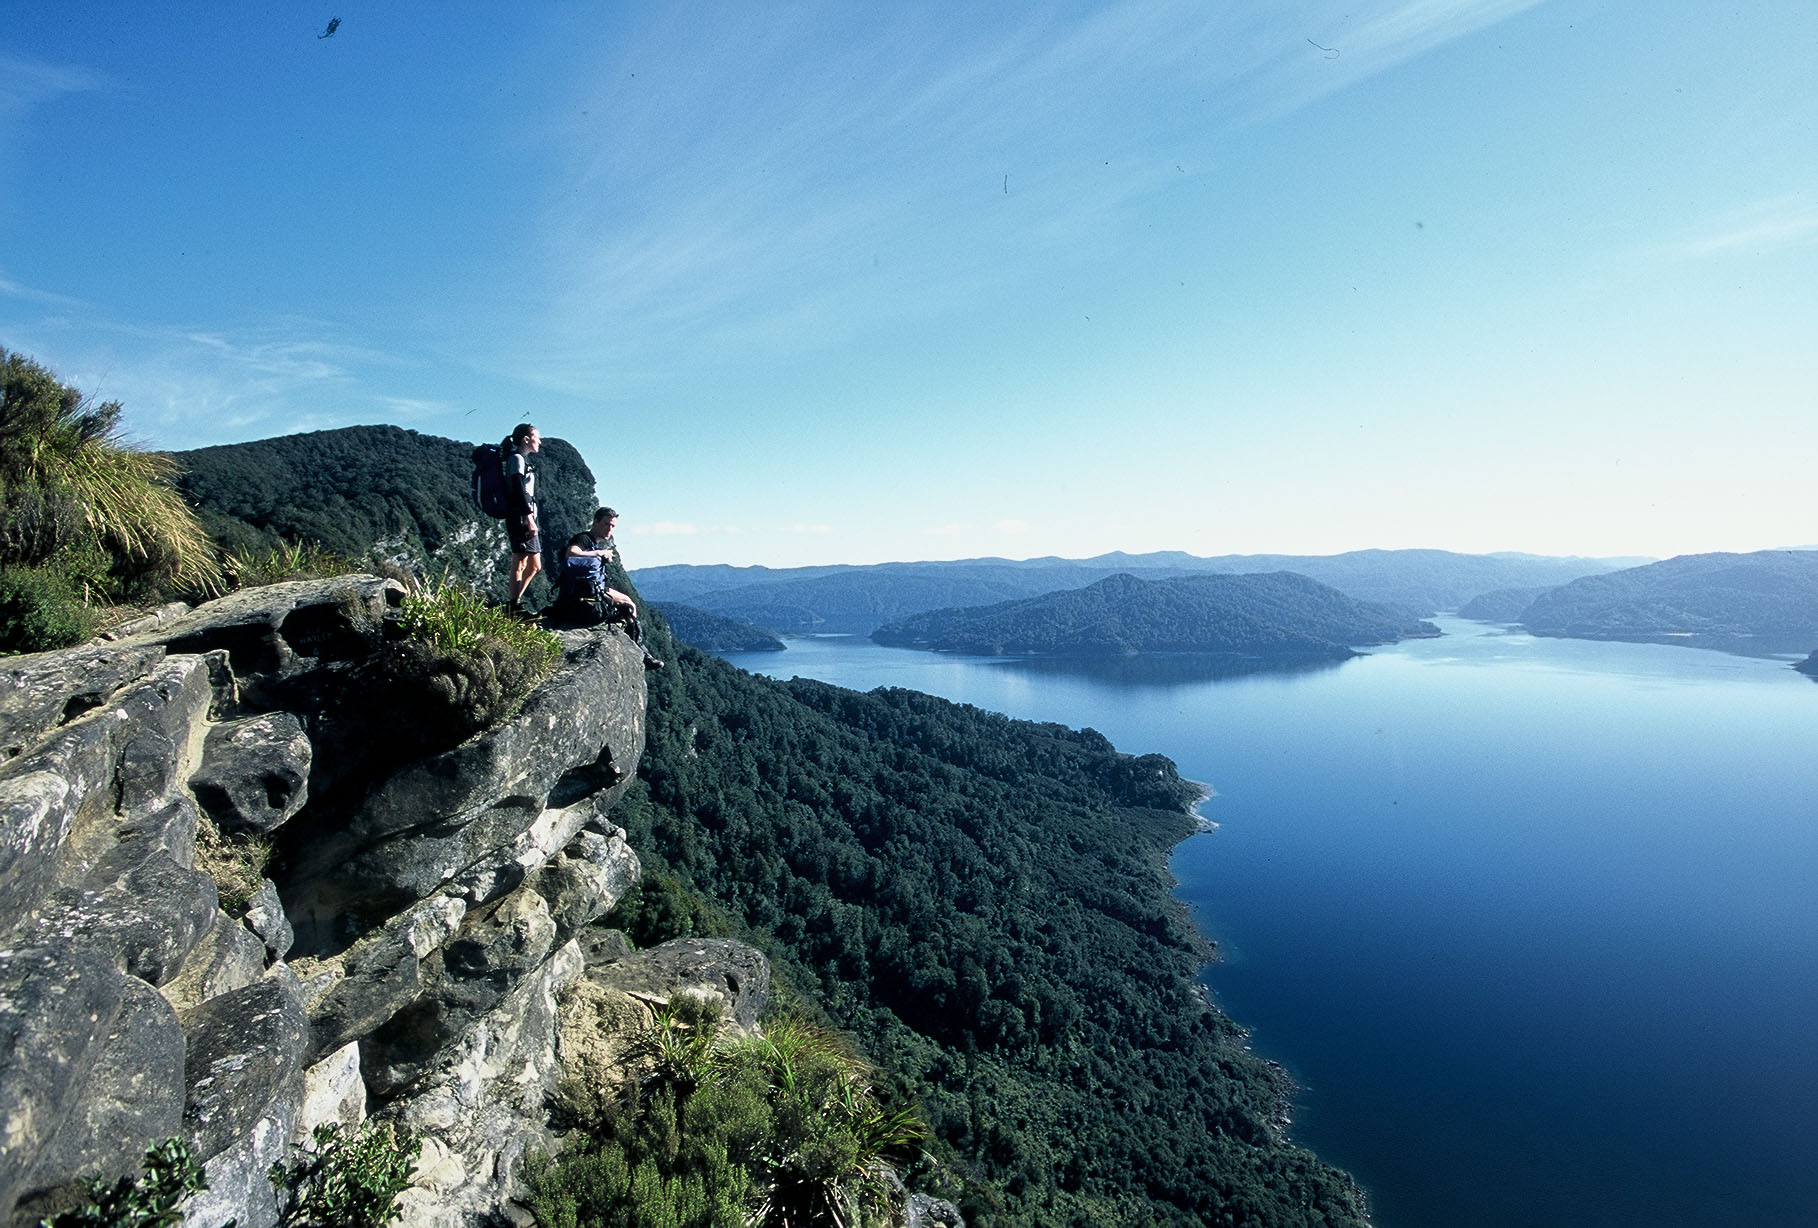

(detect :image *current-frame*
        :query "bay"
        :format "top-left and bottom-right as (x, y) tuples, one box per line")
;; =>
(720, 619), (1818, 1228)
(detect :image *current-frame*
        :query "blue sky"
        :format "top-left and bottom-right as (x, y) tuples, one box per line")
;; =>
(3, 2), (1813, 567)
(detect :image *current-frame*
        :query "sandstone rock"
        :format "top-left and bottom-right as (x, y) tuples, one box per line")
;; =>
(585, 938), (771, 1034)
(26, 851), (221, 988)
(13, 978), (187, 1224)
(528, 823), (640, 940)
(190, 713), (312, 834)
(0, 947), (186, 1225)
(184, 1107), (292, 1228)
(245, 879), (294, 961)
(1, 655), (213, 929)
(156, 577), (398, 681)
(364, 887), (559, 1097)
(384, 939), (586, 1227)
(0, 639), (167, 763)
(299, 1042), (365, 1138)
(159, 911), (268, 1015)
(0, 581), (653, 1228)
(908, 1192), (968, 1228)
(182, 968), (308, 1164)
(302, 893), (467, 1064)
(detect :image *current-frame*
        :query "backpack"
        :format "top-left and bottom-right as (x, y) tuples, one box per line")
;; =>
(471, 443), (510, 518)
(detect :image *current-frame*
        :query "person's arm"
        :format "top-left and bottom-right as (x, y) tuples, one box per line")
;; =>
(605, 587), (637, 610)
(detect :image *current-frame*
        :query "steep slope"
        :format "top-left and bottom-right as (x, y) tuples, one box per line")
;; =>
(616, 629), (1371, 1228)
(1517, 550), (1818, 648)
(872, 571), (1438, 657)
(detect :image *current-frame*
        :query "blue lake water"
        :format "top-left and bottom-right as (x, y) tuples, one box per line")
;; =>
(721, 621), (1818, 1228)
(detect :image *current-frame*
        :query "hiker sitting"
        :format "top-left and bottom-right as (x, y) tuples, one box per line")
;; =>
(555, 507), (663, 669)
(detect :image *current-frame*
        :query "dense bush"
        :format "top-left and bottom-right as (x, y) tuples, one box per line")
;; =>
(40, 1137), (208, 1228)
(0, 564), (97, 654)
(527, 1000), (919, 1228)
(270, 1121), (419, 1228)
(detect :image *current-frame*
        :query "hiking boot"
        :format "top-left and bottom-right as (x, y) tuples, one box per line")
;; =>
(642, 652), (665, 670)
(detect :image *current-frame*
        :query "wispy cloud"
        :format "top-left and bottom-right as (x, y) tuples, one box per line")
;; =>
(1662, 195), (1818, 260)
(513, 1), (1547, 396)
(994, 519), (1031, 535)
(0, 271), (88, 310)
(925, 522), (972, 537)
(0, 308), (410, 450)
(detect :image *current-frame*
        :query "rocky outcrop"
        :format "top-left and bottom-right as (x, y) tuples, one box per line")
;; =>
(0, 577), (652, 1228)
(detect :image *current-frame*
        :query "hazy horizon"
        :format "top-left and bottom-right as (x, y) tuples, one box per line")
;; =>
(5, 3), (1813, 568)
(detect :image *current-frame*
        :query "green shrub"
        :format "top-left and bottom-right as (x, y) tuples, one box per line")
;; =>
(603, 874), (734, 948)
(525, 1005), (922, 1228)
(40, 1137), (207, 1228)
(380, 578), (562, 742)
(0, 564), (97, 655)
(271, 1120), (419, 1228)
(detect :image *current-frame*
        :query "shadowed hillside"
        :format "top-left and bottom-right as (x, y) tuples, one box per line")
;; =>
(872, 571), (1439, 657)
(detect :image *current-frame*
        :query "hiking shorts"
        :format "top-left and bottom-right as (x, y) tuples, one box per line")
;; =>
(508, 515), (541, 557)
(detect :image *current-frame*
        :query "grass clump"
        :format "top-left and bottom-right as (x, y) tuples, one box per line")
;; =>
(193, 817), (274, 915)
(526, 1001), (923, 1228)
(380, 578), (562, 743)
(1, 349), (220, 611)
(224, 540), (358, 589)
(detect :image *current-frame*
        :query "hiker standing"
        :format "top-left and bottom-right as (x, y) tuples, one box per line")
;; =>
(504, 422), (541, 614)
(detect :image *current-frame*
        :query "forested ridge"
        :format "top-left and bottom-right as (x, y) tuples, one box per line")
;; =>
(172, 424), (598, 598)
(1516, 550), (1818, 643)
(872, 571), (1437, 657)
(615, 612), (1370, 1227)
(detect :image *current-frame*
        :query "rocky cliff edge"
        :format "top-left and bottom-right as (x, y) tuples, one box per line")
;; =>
(0, 577), (779, 1228)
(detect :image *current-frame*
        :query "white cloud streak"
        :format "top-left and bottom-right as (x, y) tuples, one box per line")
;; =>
(1664, 195), (1818, 260)
(513, 1), (1547, 395)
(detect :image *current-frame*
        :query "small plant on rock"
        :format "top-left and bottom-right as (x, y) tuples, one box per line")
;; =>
(40, 1137), (208, 1228)
(379, 577), (562, 744)
(271, 1120), (419, 1228)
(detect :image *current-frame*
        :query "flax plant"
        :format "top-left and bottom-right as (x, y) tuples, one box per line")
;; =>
(0, 348), (220, 597)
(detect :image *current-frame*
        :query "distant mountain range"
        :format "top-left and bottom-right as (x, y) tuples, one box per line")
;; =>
(1512, 550), (1818, 651)
(633, 549), (1636, 634)
(870, 572), (1440, 658)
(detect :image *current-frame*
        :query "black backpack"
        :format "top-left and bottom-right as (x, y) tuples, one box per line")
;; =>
(471, 443), (510, 518)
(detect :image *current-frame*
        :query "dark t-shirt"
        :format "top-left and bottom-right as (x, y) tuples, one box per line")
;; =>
(564, 531), (606, 593)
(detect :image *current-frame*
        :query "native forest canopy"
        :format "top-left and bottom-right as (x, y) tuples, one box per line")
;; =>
(870, 572), (1439, 657)
(155, 423), (1370, 1226)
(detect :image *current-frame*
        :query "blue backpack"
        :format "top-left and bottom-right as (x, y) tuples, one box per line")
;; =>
(471, 443), (510, 518)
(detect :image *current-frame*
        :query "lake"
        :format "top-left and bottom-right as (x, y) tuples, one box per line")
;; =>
(721, 619), (1818, 1228)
